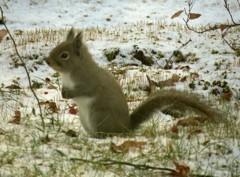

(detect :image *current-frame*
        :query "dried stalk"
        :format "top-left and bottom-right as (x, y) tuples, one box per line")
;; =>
(0, 7), (45, 131)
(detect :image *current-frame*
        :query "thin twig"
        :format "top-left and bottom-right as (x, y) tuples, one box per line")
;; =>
(0, 7), (45, 130)
(224, 0), (236, 24)
(70, 157), (213, 177)
(183, 0), (240, 51)
(70, 157), (176, 173)
(237, 0), (240, 8)
(183, 0), (220, 34)
(168, 39), (192, 61)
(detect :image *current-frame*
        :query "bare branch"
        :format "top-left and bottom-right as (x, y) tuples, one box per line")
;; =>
(224, 0), (237, 24)
(0, 6), (45, 131)
(168, 39), (192, 61)
(183, 0), (240, 51)
(70, 157), (177, 172)
(70, 157), (213, 177)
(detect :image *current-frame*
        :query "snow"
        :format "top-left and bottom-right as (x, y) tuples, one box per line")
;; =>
(3, 0), (240, 29)
(0, 0), (240, 176)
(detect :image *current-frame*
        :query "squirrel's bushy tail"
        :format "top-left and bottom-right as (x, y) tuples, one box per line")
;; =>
(130, 89), (223, 130)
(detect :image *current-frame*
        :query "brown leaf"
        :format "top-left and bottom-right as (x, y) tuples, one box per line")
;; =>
(171, 10), (184, 19)
(190, 72), (199, 80)
(47, 85), (57, 89)
(177, 117), (201, 127)
(45, 77), (51, 82)
(68, 105), (78, 115)
(41, 134), (51, 143)
(168, 140), (174, 153)
(220, 24), (227, 31)
(42, 101), (58, 113)
(189, 13), (201, 20)
(170, 124), (178, 134)
(5, 84), (21, 89)
(221, 92), (232, 101)
(110, 140), (147, 153)
(202, 140), (210, 146)
(172, 161), (191, 177)
(159, 74), (180, 87)
(9, 110), (21, 124)
(188, 128), (202, 139)
(65, 129), (78, 137)
(0, 29), (7, 42)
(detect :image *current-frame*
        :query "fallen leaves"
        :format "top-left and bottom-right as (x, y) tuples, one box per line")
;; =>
(68, 104), (78, 115)
(221, 91), (233, 101)
(169, 116), (205, 139)
(5, 84), (21, 89)
(0, 29), (7, 42)
(176, 116), (202, 127)
(41, 134), (51, 144)
(146, 74), (180, 91)
(110, 140), (147, 153)
(65, 129), (78, 137)
(9, 110), (21, 124)
(171, 161), (191, 177)
(46, 101), (58, 113)
(41, 100), (59, 113)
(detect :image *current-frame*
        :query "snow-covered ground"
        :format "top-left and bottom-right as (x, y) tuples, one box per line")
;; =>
(0, 0), (240, 176)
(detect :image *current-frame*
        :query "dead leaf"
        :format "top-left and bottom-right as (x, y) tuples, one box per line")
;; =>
(48, 101), (58, 113)
(41, 134), (51, 143)
(189, 13), (201, 20)
(188, 128), (202, 139)
(47, 85), (57, 89)
(170, 124), (178, 134)
(45, 77), (51, 82)
(9, 110), (21, 124)
(220, 24), (227, 31)
(180, 76), (187, 82)
(68, 105), (78, 115)
(190, 72), (199, 80)
(41, 101), (58, 113)
(0, 29), (7, 42)
(159, 74), (180, 87)
(221, 92), (232, 101)
(202, 140), (210, 146)
(32, 107), (36, 116)
(177, 117), (201, 127)
(110, 140), (147, 153)
(171, 10), (184, 19)
(168, 140), (174, 153)
(5, 84), (21, 89)
(65, 129), (78, 137)
(172, 161), (191, 177)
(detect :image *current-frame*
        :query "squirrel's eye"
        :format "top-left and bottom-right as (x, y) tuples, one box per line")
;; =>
(60, 51), (69, 60)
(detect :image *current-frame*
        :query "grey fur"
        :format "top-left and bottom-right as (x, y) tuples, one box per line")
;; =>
(46, 28), (223, 138)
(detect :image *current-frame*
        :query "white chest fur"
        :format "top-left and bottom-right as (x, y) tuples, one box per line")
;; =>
(74, 97), (94, 133)
(60, 73), (95, 133)
(60, 73), (75, 89)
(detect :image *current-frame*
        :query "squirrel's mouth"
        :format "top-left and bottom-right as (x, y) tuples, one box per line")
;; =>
(46, 58), (62, 71)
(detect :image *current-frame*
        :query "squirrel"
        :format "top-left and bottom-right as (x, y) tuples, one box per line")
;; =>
(46, 28), (222, 138)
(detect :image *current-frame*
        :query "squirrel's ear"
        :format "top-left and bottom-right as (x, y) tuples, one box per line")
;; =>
(73, 32), (83, 56)
(66, 28), (75, 41)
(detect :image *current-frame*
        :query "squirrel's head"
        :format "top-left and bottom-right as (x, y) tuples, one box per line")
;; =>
(46, 28), (83, 73)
